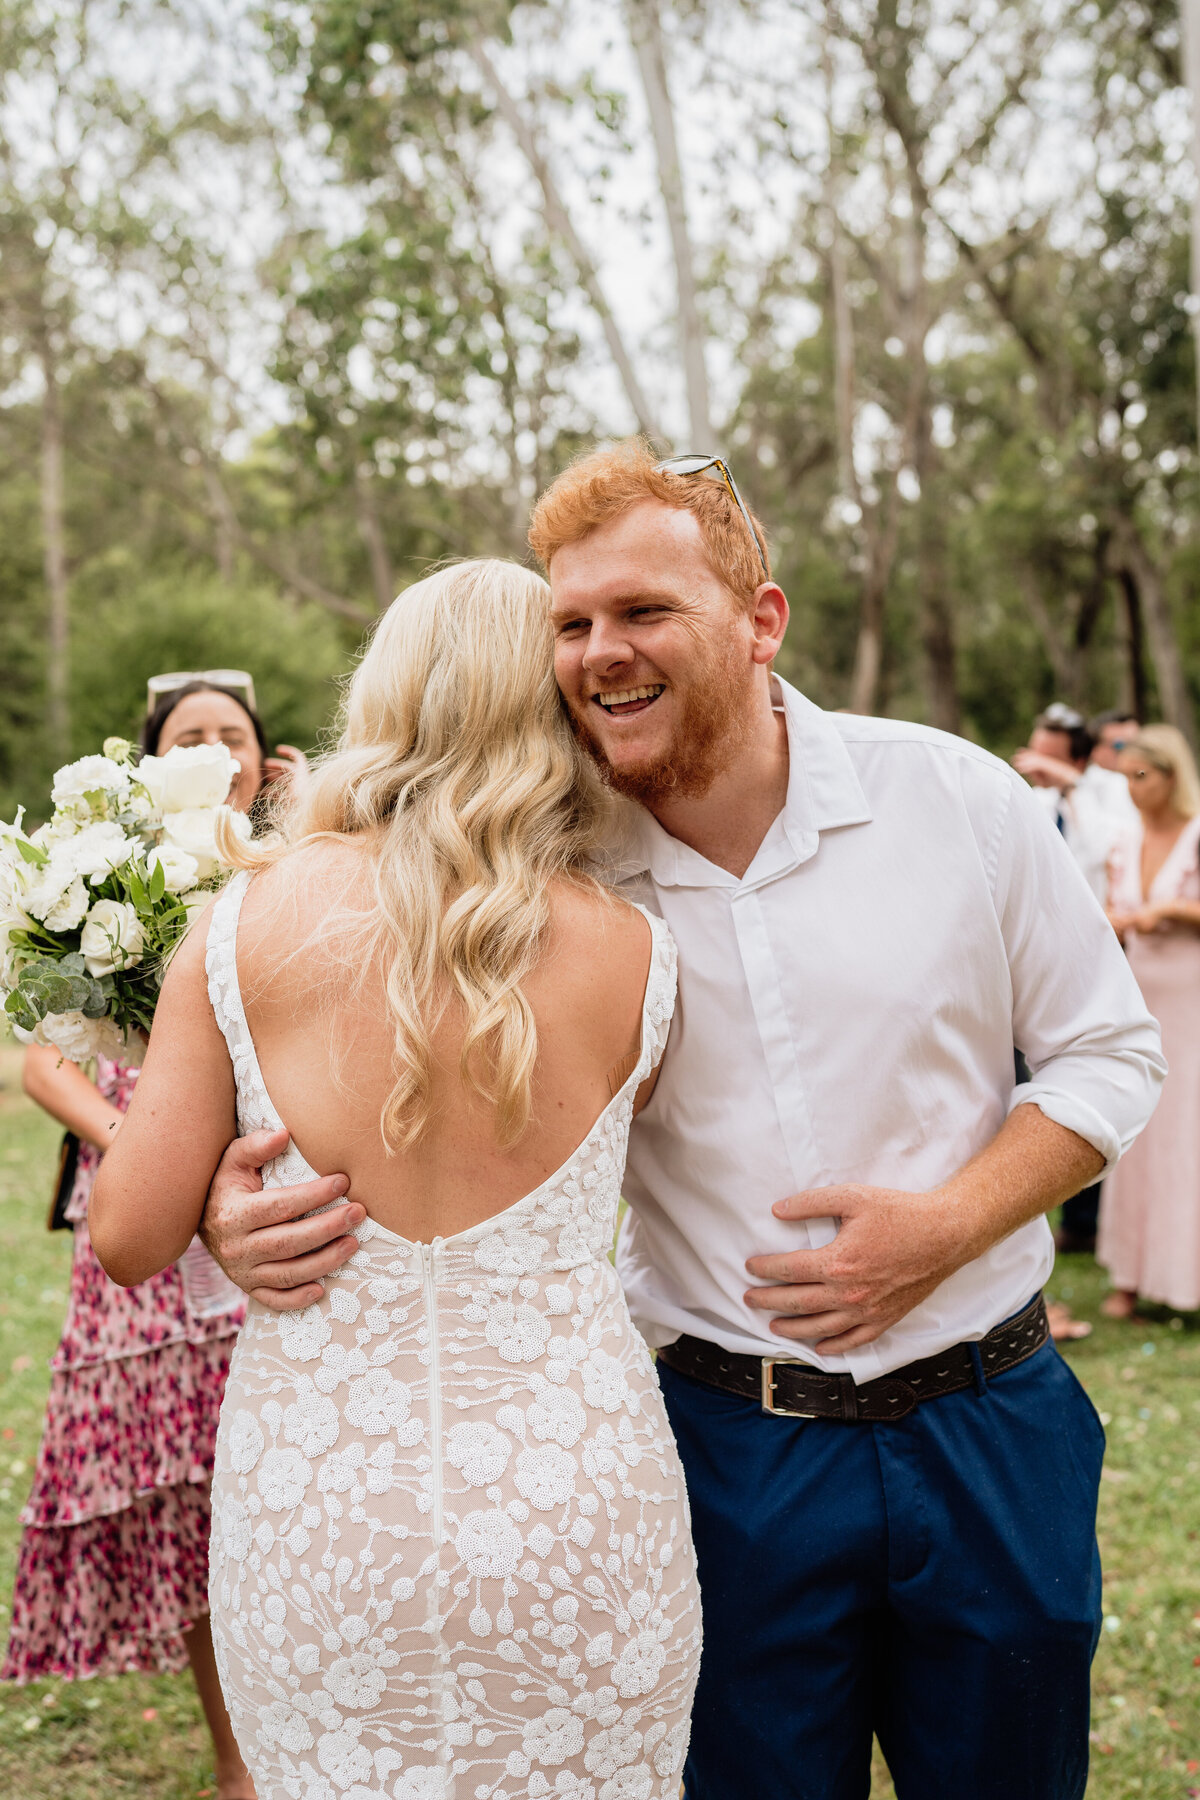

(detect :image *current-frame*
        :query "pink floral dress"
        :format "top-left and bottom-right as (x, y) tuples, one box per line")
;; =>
(2, 1058), (245, 1683)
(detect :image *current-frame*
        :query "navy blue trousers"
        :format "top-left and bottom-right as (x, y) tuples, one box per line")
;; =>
(659, 1334), (1104, 1800)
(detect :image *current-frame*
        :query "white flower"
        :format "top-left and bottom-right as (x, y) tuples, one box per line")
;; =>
(51, 755), (131, 813)
(284, 1389), (342, 1456)
(514, 1445), (577, 1511)
(216, 1495), (252, 1564)
(260, 1699), (315, 1753)
(610, 1631), (666, 1698)
(257, 1446), (311, 1512)
(343, 1368), (412, 1436)
(80, 898), (145, 976)
(474, 1226), (550, 1277)
(485, 1300), (552, 1364)
(446, 1421), (512, 1487)
(394, 1771), (447, 1800)
(581, 1351), (628, 1414)
(64, 821), (135, 884)
(147, 841), (200, 893)
(160, 804), (250, 882)
(316, 1727), (373, 1789)
(584, 1722), (643, 1779)
(651, 1722), (689, 1778)
(523, 1707), (585, 1766)
(600, 1770), (653, 1800)
(278, 1305), (332, 1363)
(17, 1009), (126, 1065)
(228, 1410), (265, 1473)
(318, 1443), (367, 1495)
(322, 1651), (387, 1710)
(25, 870), (90, 930)
(528, 1384), (586, 1449)
(455, 1508), (524, 1579)
(138, 742), (238, 812)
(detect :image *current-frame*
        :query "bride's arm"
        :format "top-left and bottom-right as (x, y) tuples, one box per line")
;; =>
(90, 914), (237, 1287)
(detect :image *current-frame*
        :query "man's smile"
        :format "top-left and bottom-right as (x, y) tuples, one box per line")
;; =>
(591, 683), (666, 717)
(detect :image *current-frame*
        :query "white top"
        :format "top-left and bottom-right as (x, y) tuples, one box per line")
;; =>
(1031, 763), (1136, 902)
(614, 679), (1166, 1382)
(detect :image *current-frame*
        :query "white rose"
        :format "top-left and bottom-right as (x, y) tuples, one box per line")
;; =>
(17, 1009), (126, 1064)
(161, 805), (249, 881)
(24, 866), (91, 930)
(148, 842), (201, 894)
(64, 822), (135, 885)
(80, 898), (145, 976)
(50, 755), (131, 814)
(138, 743), (239, 812)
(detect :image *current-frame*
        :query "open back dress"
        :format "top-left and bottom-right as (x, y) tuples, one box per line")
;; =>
(204, 870), (701, 1800)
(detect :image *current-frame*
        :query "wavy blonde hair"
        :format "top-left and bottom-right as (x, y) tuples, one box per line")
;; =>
(228, 559), (614, 1148)
(1126, 725), (1200, 820)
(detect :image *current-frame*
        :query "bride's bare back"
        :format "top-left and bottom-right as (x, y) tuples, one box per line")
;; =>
(234, 839), (656, 1244)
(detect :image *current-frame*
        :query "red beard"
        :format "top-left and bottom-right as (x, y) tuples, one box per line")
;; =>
(568, 635), (752, 806)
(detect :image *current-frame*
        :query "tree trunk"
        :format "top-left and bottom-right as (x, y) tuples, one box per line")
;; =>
(624, 0), (712, 446)
(354, 464), (395, 612)
(203, 461), (237, 581)
(1116, 566), (1150, 723)
(468, 42), (664, 442)
(913, 410), (960, 734)
(38, 339), (70, 760)
(849, 549), (888, 714)
(1182, 0), (1200, 435)
(1110, 517), (1195, 745)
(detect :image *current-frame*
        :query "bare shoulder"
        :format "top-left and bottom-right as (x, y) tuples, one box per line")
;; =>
(235, 837), (373, 997)
(533, 879), (653, 1050)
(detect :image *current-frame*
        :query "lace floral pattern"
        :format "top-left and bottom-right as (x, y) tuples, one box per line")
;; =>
(206, 872), (700, 1799)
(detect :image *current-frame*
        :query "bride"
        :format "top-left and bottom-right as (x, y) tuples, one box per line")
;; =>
(91, 559), (701, 1800)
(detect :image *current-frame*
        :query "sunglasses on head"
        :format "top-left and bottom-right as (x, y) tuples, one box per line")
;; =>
(146, 669), (257, 715)
(655, 453), (769, 578)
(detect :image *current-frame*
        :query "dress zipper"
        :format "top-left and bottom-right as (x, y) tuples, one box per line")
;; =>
(422, 1239), (443, 1548)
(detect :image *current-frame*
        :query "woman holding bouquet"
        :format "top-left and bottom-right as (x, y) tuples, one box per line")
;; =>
(3, 677), (306, 1800)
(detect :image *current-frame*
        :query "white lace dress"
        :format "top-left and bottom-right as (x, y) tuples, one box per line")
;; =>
(204, 873), (702, 1800)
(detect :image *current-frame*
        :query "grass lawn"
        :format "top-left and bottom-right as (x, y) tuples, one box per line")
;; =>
(0, 1049), (1198, 1797)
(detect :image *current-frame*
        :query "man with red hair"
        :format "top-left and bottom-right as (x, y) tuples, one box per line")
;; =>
(201, 441), (1164, 1800)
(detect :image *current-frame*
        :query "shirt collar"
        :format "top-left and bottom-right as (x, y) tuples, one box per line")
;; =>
(611, 676), (873, 890)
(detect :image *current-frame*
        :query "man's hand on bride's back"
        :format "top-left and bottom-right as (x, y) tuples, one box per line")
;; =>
(199, 1128), (364, 1311)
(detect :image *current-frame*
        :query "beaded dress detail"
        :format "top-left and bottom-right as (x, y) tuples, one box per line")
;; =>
(205, 871), (701, 1800)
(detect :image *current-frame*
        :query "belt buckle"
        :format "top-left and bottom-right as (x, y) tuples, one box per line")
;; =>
(761, 1358), (821, 1419)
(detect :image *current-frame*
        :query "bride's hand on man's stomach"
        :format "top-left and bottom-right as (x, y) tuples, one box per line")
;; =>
(199, 1126), (363, 1311)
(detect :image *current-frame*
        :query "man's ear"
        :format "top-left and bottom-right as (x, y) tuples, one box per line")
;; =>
(750, 583), (789, 666)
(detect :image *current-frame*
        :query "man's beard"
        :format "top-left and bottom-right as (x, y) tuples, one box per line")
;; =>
(568, 637), (752, 807)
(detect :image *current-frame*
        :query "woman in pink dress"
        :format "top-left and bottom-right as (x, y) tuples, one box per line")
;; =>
(1098, 725), (1200, 1319)
(3, 677), (307, 1799)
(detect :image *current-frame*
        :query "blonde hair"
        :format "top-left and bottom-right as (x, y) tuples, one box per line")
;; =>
(1126, 725), (1200, 820)
(228, 559), (614, 1148)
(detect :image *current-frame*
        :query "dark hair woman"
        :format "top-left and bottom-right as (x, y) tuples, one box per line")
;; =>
(141, 677), (308, 815)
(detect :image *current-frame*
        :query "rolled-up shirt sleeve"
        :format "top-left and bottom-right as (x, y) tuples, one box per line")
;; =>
(993, 772), (1166, 1173)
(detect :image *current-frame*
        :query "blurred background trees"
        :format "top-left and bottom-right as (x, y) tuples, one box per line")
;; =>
(3, 0), (1198, 819)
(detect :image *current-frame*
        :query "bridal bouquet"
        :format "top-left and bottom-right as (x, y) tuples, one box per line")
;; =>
(1, 738), (250, 1064)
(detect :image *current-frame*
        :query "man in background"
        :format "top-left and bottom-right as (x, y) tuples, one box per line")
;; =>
(1012, 703), (1137, 1253)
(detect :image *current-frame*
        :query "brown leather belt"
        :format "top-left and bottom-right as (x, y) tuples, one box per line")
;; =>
(656, 1294), (1050, 1423)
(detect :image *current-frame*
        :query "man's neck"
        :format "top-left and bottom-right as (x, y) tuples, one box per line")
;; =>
(645, 690), (790, 879)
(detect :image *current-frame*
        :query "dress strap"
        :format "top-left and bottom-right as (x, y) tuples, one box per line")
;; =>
(632, 907), (678, 1084)
(204, 870), (283, 1134)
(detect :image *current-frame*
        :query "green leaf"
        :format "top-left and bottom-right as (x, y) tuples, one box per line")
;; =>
(4, 991), (40, 1032)
(14, 838), (48, 868)
(128, 866), (151, 912)
(148, 855), (166, 902)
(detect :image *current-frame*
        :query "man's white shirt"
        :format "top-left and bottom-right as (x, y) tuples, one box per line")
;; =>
(1032, 763), (1137, 903)
(614, 679), (1165, 1383)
